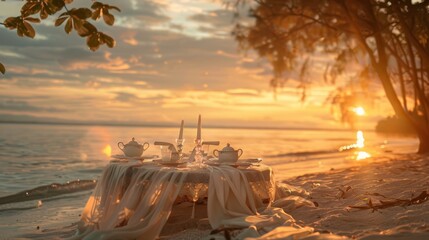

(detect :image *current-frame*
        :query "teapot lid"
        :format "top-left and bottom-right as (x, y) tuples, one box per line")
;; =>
(126, 137), (140, 146)
(221, 143), (235, 152)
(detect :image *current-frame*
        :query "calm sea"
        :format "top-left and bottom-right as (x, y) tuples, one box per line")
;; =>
(0, 123), (419, 238)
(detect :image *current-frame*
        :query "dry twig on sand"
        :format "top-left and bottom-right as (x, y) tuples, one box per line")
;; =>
(348, 191), (429, 212)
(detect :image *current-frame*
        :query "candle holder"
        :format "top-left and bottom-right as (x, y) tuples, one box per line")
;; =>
(175, 138), (185, 161)
(193, 138), (204, 166)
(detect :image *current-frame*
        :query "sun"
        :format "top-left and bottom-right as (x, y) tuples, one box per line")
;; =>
(352, 106), (366, 116)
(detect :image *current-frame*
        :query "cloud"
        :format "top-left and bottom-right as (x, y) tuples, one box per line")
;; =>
(0, 0), (385, 129)
(188, 9), (236, 37)
(0, 99), (65, 112)
(190, 9), (235, 27)
(0, 0), (272, 91)
(226, 88), (261, 97)
(114, 92), (138, 102)
(114, 0), (171, 27)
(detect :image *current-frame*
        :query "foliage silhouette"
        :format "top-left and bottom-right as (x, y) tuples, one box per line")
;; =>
(233, 0), (429, 153)
(0, 0), (120, 74)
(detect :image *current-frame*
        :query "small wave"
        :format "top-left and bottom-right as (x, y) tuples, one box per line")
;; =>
(77, 168), (103, 174)
(0, 179), (97, 205)
(265, 149), (338, 158)
(0, 205), (40, 213)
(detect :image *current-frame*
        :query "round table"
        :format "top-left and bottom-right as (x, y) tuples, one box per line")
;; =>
(103, 161), (273, 202)
(77, 161), (275, 240)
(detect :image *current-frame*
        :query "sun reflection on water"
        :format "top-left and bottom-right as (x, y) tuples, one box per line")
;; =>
(356, 151), (371, 160)
(356, 130), (365, 148)
(339, 130), (371, 161)
(102, 144), (112, 157)
(339, 130), (365, 151)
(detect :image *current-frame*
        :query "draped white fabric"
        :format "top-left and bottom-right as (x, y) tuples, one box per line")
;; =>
(205, 166), (310, 239)
(72, 163), (189, 240)
(208, 165), (273, 228)
(71, 162), (276, 240)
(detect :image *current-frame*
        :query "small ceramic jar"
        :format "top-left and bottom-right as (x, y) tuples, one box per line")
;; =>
(118, 137), (149, 157)
(213, 143), (243, 163)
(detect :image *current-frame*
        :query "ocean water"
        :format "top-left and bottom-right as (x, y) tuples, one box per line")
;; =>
(0, 123), (419, 238)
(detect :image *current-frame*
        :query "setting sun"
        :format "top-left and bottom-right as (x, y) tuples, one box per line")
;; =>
(352, 106), (366, 116)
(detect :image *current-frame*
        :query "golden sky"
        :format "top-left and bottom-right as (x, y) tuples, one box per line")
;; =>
(0, 0), (393, 129)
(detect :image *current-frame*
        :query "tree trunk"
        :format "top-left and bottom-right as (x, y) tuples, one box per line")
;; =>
(374, 41), (429, 153)
(417, 127), (429, 153)
(361, 1), (429, 154)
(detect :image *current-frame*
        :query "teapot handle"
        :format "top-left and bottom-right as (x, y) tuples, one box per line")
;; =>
(213, 149), (219, 158)
(237, 149), (243, 158)
(142, 142), (150, 151)
(118, 142), (125, 150)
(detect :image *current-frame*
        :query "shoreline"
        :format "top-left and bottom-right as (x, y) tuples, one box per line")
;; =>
(11, 152), (429, 239)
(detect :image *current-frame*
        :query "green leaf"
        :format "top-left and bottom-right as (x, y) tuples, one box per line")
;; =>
(4, 17), (18, 29)
(25, 17), (41, 23)
(91, 2), (104, 10)
(21, 2), (36, 13)
(87, 33), (100, 51)
(74, 8), (92, 20)
(65, 18), (73, 34)
(0, 63), (5, 75)
(103, 12), (115, 25)
(21, 2), (41, 17)
(55, 17), (68, 26)
(59, 11), (70, 18)
(49, 0), (65, 12)
(40, 9), (49, 19)
(91, 9), (101, 20)
(83, 22), (97, 34)
(101, 32), (115, 48)
(23, 21), (36, 38)
(17, 25), (25, 37)
(108, 5), (121, 12)
(74, 21), (97, 37)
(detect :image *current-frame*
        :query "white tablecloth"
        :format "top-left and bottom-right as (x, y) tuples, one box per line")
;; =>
(71, 161), (277, 240)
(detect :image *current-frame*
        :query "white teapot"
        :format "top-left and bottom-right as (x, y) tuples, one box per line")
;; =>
(118, 137), (149, 157)
(213, 143), (243, 163)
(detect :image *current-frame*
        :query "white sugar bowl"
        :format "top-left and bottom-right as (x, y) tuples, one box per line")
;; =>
(117, 137), (150, 157)
(213, 143), (243, 163)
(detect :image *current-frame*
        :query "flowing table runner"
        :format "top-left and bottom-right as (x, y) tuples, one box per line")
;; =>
(72, 163), (190, 240)
(207, 166), (300, 239)
(71, 162), (276, 240)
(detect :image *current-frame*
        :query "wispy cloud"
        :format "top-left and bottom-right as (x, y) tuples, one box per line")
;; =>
(0, 0), (389, 129)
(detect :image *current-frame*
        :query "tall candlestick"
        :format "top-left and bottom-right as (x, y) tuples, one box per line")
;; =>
(196, 114), (201, 140)
(178, 120), (184, 139)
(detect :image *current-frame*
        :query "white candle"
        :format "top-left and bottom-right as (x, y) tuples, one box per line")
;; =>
(196, 114), (201, 140)
(178, 120), (184, 139)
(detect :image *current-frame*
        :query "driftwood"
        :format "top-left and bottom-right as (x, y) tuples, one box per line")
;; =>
(348, 191), (429, 212)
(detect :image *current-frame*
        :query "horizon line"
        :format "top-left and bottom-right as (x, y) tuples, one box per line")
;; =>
(0, 119), (370, 132)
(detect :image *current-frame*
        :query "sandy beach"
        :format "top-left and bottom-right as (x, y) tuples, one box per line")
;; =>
(27, 152), (428, 240)
(154, 153), (429, 239)
(282, 153), (429, 239)
(164, 154), (428, 239)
